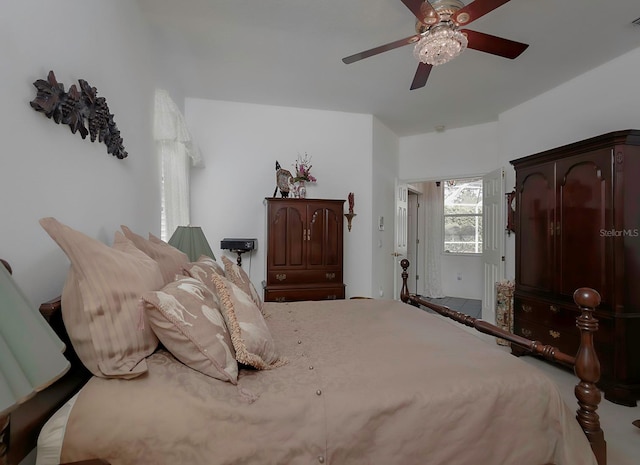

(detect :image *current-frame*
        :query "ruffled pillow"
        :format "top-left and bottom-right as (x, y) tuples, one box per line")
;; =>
(221, 255), (263, 312)
(183, 255), (225, 293)
(141, 276), (238, 383)
(211, 274), (282, 370)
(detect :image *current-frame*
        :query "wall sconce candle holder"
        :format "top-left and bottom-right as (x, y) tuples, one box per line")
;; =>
(345, 192), (356, 231)
(506, 190), (516, 236)
(344, 212), (357, 232)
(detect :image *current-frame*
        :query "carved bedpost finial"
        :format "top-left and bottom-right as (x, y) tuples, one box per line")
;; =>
(573, 287), (606, 465)
(400, 259), (410, 303)
(574, 288), (601, 310)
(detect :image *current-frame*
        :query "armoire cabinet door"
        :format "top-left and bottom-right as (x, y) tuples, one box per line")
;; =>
(516, 164), (555, 294)
(555, 149), (613, 304)
(307, 203), (343, 270)
(268, 204), (306, 269)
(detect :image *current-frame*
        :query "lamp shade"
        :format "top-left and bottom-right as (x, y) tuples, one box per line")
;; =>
(0, 264), (70, 417)
(168, 226), (215, 262)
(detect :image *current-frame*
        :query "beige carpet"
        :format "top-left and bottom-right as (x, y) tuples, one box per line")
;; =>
(521, 355), (639, 465)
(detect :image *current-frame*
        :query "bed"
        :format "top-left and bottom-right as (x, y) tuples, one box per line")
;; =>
(4, 218), (607, 465)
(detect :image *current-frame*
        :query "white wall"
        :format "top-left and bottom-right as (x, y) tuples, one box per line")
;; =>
(399, 122), (499, 181)
(371, 118), (399, 299)
(185, 99), (374, 298)
(398, 122), (499, 300)
(0, 0), (160, 307)
(498, 46), (640, 163)
(399, 45), (640, 301)
(440, 255), (483, 300)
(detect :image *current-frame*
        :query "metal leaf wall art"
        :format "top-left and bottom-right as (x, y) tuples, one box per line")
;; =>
(30, 70), (128, 159)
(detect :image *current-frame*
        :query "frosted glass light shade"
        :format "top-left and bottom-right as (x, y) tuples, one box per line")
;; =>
(0, 265), (70, 416)
(168, 226), (215, 262)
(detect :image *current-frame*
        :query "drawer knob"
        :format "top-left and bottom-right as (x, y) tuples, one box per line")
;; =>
(325, 272), (336, 280)
(549, 305), (559, 313)
(521, 304), (532, 313)
(276, 274), (287, 281)
(549, 330), (561, 339)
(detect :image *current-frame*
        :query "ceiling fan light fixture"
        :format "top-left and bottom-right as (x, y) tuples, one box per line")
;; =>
(413, 24), (468, 66)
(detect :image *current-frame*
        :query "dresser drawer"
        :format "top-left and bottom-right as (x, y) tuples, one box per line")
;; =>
(515, 297), (614, 344)
(514, 319), (580, 356)
(515, 318), (615, 378)
(264, 285), (345, 303)
(514, 297), (579, 329)
(267, 270), (342, 286)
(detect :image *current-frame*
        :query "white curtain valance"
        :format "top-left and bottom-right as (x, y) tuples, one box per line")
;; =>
(153, 89), (203, 168)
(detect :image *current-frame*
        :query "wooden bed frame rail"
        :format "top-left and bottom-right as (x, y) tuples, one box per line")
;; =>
(400, 259), (606, 465)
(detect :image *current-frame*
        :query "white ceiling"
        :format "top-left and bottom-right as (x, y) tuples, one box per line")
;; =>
(137, 0), (640, 137)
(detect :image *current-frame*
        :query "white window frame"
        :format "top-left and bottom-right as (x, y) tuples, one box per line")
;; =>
(442, 177), (483, 255)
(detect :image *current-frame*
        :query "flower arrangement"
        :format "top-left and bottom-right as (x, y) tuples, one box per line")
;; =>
(292, 153), (317, 183)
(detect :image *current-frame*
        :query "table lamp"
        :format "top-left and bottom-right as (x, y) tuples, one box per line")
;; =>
(0, 260), (70, 464)
(168, 226), (215, 262)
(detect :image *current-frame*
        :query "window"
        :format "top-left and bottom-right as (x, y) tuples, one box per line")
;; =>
(443, 177), (482, 254)
(154, 89), (202, 240)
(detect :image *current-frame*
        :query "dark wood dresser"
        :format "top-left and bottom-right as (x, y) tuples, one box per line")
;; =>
(511, 129), (640, 406)
(264, 198), (345, 302)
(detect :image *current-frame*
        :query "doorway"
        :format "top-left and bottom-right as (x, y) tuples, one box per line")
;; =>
(397, 171), (505, 321)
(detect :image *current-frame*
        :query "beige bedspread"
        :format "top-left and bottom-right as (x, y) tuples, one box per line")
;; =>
(60, 299), (597, 465)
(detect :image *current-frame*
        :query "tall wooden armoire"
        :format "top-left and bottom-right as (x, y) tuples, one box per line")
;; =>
(511, 130), (640, 406)
(264, 198), (345, 302)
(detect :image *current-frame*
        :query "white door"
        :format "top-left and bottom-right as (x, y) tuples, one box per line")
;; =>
(482, 168), (505, 322)
(407, 192), (419, 294)
(393, 180), (409, 299)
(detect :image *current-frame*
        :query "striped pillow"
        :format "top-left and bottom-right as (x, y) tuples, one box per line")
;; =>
(121, 225), (188, 285)
(40, 218), (163, 379)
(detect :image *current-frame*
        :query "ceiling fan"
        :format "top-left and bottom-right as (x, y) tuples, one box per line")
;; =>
(342, 0), (529, 90)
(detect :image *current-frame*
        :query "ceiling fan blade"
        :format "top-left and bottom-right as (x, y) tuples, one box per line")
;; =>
(401, 0), (439, 25)
(410, 62), (433, 90)
(462, 29), (528, 59)
(342, 35), (420, 64)
(453, 0), (511, 25)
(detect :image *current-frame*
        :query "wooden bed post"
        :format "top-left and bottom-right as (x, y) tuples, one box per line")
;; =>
(400, 259), (410, 303)
(400, 259), (607, 465)
(573, 288), (606, 465)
